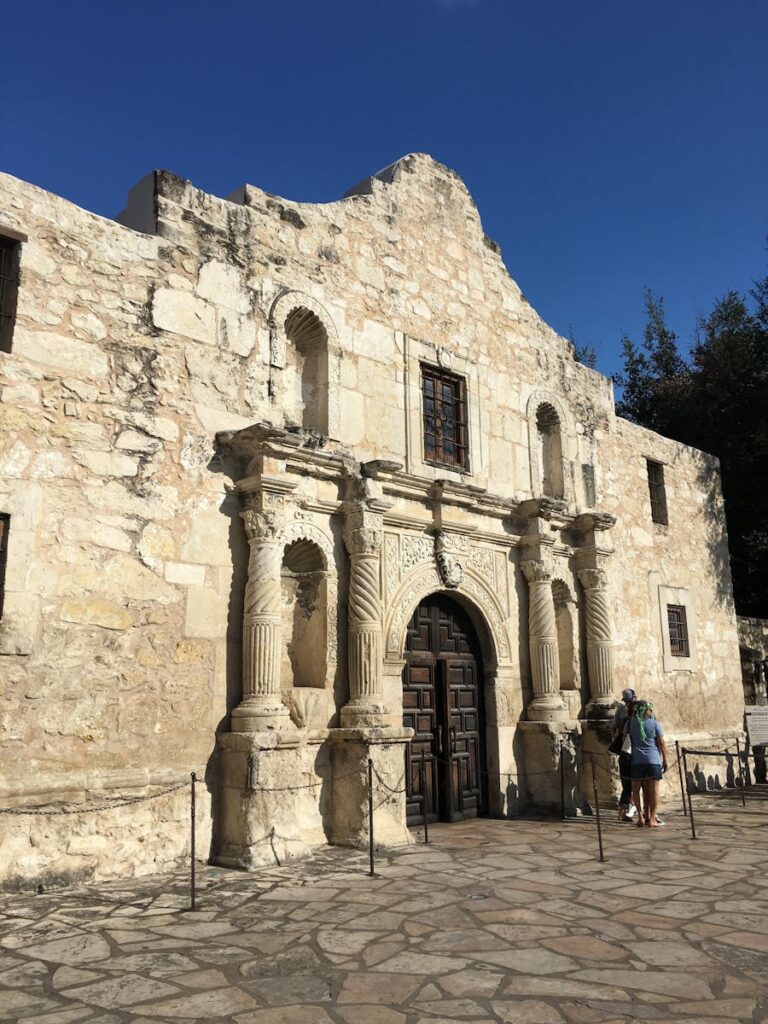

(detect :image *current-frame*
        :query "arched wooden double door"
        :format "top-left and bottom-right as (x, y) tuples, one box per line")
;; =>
(403, 595), (486, 825)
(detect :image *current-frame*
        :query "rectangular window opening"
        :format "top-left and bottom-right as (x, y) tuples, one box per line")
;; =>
(667, 603), (690, 657)
(0, 514), (9, 620)
(647, 459), (668, 525)
(421, 364), (468, 471)
(0, 235), (21, 354)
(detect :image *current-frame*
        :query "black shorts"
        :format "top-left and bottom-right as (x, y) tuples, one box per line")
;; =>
(631, 763), (662, 781)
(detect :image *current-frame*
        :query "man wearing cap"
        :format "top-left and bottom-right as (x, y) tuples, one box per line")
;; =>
(612, 688), (637, 821)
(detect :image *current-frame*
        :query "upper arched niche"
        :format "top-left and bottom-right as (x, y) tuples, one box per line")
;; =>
(526, 390), (572, 502)
(268, 291), (338, 436)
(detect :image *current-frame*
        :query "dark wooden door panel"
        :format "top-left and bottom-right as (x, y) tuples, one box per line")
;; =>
(403, 595), (485, 825)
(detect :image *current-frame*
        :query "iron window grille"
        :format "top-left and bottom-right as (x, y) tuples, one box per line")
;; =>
(647, 459), (668, 525)
(667, 603), (690, 657)
(0, 514), (9, 621)
(421, 365), (468, 470)
(0, 235), (21, 354)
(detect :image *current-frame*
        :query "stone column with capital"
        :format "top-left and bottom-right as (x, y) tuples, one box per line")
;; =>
(231, 500), (290, 732)
(522, 559), (567, 722)
(341, 506), (385, 726)
(577, 567), (615, 717)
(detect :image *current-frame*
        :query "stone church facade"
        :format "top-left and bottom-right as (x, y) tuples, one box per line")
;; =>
(0, 154), (744, 888)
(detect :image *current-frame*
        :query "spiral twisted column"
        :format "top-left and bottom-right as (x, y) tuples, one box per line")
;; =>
(342, 507), (385, 726)
(522, 560), (567, 722)
(231, 506), (290, 732)
(577, 567), (615, 717)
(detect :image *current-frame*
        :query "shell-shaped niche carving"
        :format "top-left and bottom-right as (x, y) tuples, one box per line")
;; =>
(285, 307), (328, 352)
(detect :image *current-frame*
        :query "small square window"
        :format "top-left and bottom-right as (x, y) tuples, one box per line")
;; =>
(0, 235), (21, 354)
(0, 514), (9, 620)
(647, 460), (668, 525)
(421, 365), (468, 470)
(667, 603), (690, 657)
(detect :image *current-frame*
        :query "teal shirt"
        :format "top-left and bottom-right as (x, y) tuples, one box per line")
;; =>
(628, 717), (664, 766)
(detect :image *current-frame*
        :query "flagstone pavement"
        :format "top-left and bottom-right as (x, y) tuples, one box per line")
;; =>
(1, 797), (767, 1024)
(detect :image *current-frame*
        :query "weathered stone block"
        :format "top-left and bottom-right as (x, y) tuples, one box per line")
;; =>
(152, 288), (215, 345)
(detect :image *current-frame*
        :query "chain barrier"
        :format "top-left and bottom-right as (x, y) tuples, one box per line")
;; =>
(0, 780), (189, 817)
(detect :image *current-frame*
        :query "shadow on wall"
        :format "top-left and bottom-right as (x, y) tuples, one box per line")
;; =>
(693, 452), (738, 612)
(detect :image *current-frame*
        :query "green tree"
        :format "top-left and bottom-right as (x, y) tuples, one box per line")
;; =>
(614, 277), (768, 616)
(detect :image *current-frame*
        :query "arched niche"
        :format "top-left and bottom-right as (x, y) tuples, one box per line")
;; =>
(552, 578), (577, 690)
(280, 538), (327, 690)
(268, 291), (341, 438)
(526, 390), (574, 503)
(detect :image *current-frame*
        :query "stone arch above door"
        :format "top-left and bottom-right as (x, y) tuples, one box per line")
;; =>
(384, 565), (511, 669)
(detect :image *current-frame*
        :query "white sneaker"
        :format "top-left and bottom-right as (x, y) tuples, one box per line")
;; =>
(626, 806), (637, 819)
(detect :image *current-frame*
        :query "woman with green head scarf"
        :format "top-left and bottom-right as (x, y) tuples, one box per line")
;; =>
(626, 700), (668, 827)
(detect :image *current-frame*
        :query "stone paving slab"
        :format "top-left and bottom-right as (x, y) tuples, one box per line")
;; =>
(1, 802), (767, 1024)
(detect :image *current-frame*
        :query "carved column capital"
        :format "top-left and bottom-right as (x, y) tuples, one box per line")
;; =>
(577, 567), (607, 591)
(241, 508), (284, 543)
(344, 506), (383, 556)
(522, 559), (552, 585)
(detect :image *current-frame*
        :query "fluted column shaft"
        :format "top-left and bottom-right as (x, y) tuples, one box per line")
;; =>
(232, 507), (289, 732)
(578, 568), (615, 714)
(523, 560), (566, 722)
(342, 507), (384, 725)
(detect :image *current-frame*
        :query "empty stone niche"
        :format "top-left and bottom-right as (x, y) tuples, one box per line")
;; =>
(283, 306), (329, 433)
(553, 579), (580, 718)
(536, 402), (564, 499)
(281, 538), (328, 725)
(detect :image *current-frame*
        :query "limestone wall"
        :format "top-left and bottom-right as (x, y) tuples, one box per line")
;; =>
(0, 154), (744, 885)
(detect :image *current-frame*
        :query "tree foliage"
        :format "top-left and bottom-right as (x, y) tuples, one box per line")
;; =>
(614, 277), (768, 617)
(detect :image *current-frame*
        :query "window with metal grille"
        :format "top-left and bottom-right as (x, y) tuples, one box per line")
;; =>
(0, 235), (21, 353)
(667, 603), (690, 657)
(421, 365), (468, 470)
(0, 514), (9, 620)
(647, 459), (668, 524)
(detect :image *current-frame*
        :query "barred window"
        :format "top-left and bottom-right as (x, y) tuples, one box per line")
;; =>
(0, 234), (21, 354)
(667, 603), (690, 657)
(0, 514), (9, 620)
(647, 459), (668, 525)
(421, 365), (468, 470)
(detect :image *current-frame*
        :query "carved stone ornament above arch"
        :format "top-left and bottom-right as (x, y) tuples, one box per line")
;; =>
(384, 564), (511, 669)
(525, 388), (576, 503)
(268, 289), (339, 370)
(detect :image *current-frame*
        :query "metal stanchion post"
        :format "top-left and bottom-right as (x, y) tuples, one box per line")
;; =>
(367, 757), (375, 877)
(560, 747), (566, 821)
(735, 738), (746, 807)
(675, 740), (688, 817)
(590, 759), (605, 863)
(682, 749), (697, 840)
(420, 750), (429, 844)
(190, 772), (197, 911)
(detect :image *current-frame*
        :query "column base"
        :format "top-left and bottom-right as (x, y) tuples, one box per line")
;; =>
(214, 729), (327, 869)
(580, 719), (616, 806)
(516, 721), (581, 813)
(339, 702), (386, 728)
(230, 697), (292, 733)
(527, 695), (568, 723)
(584, 697), (616, 721)
(326, 727), (413, 849)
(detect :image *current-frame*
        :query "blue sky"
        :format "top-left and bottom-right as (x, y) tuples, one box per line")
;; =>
(2, 0), (766, 378)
